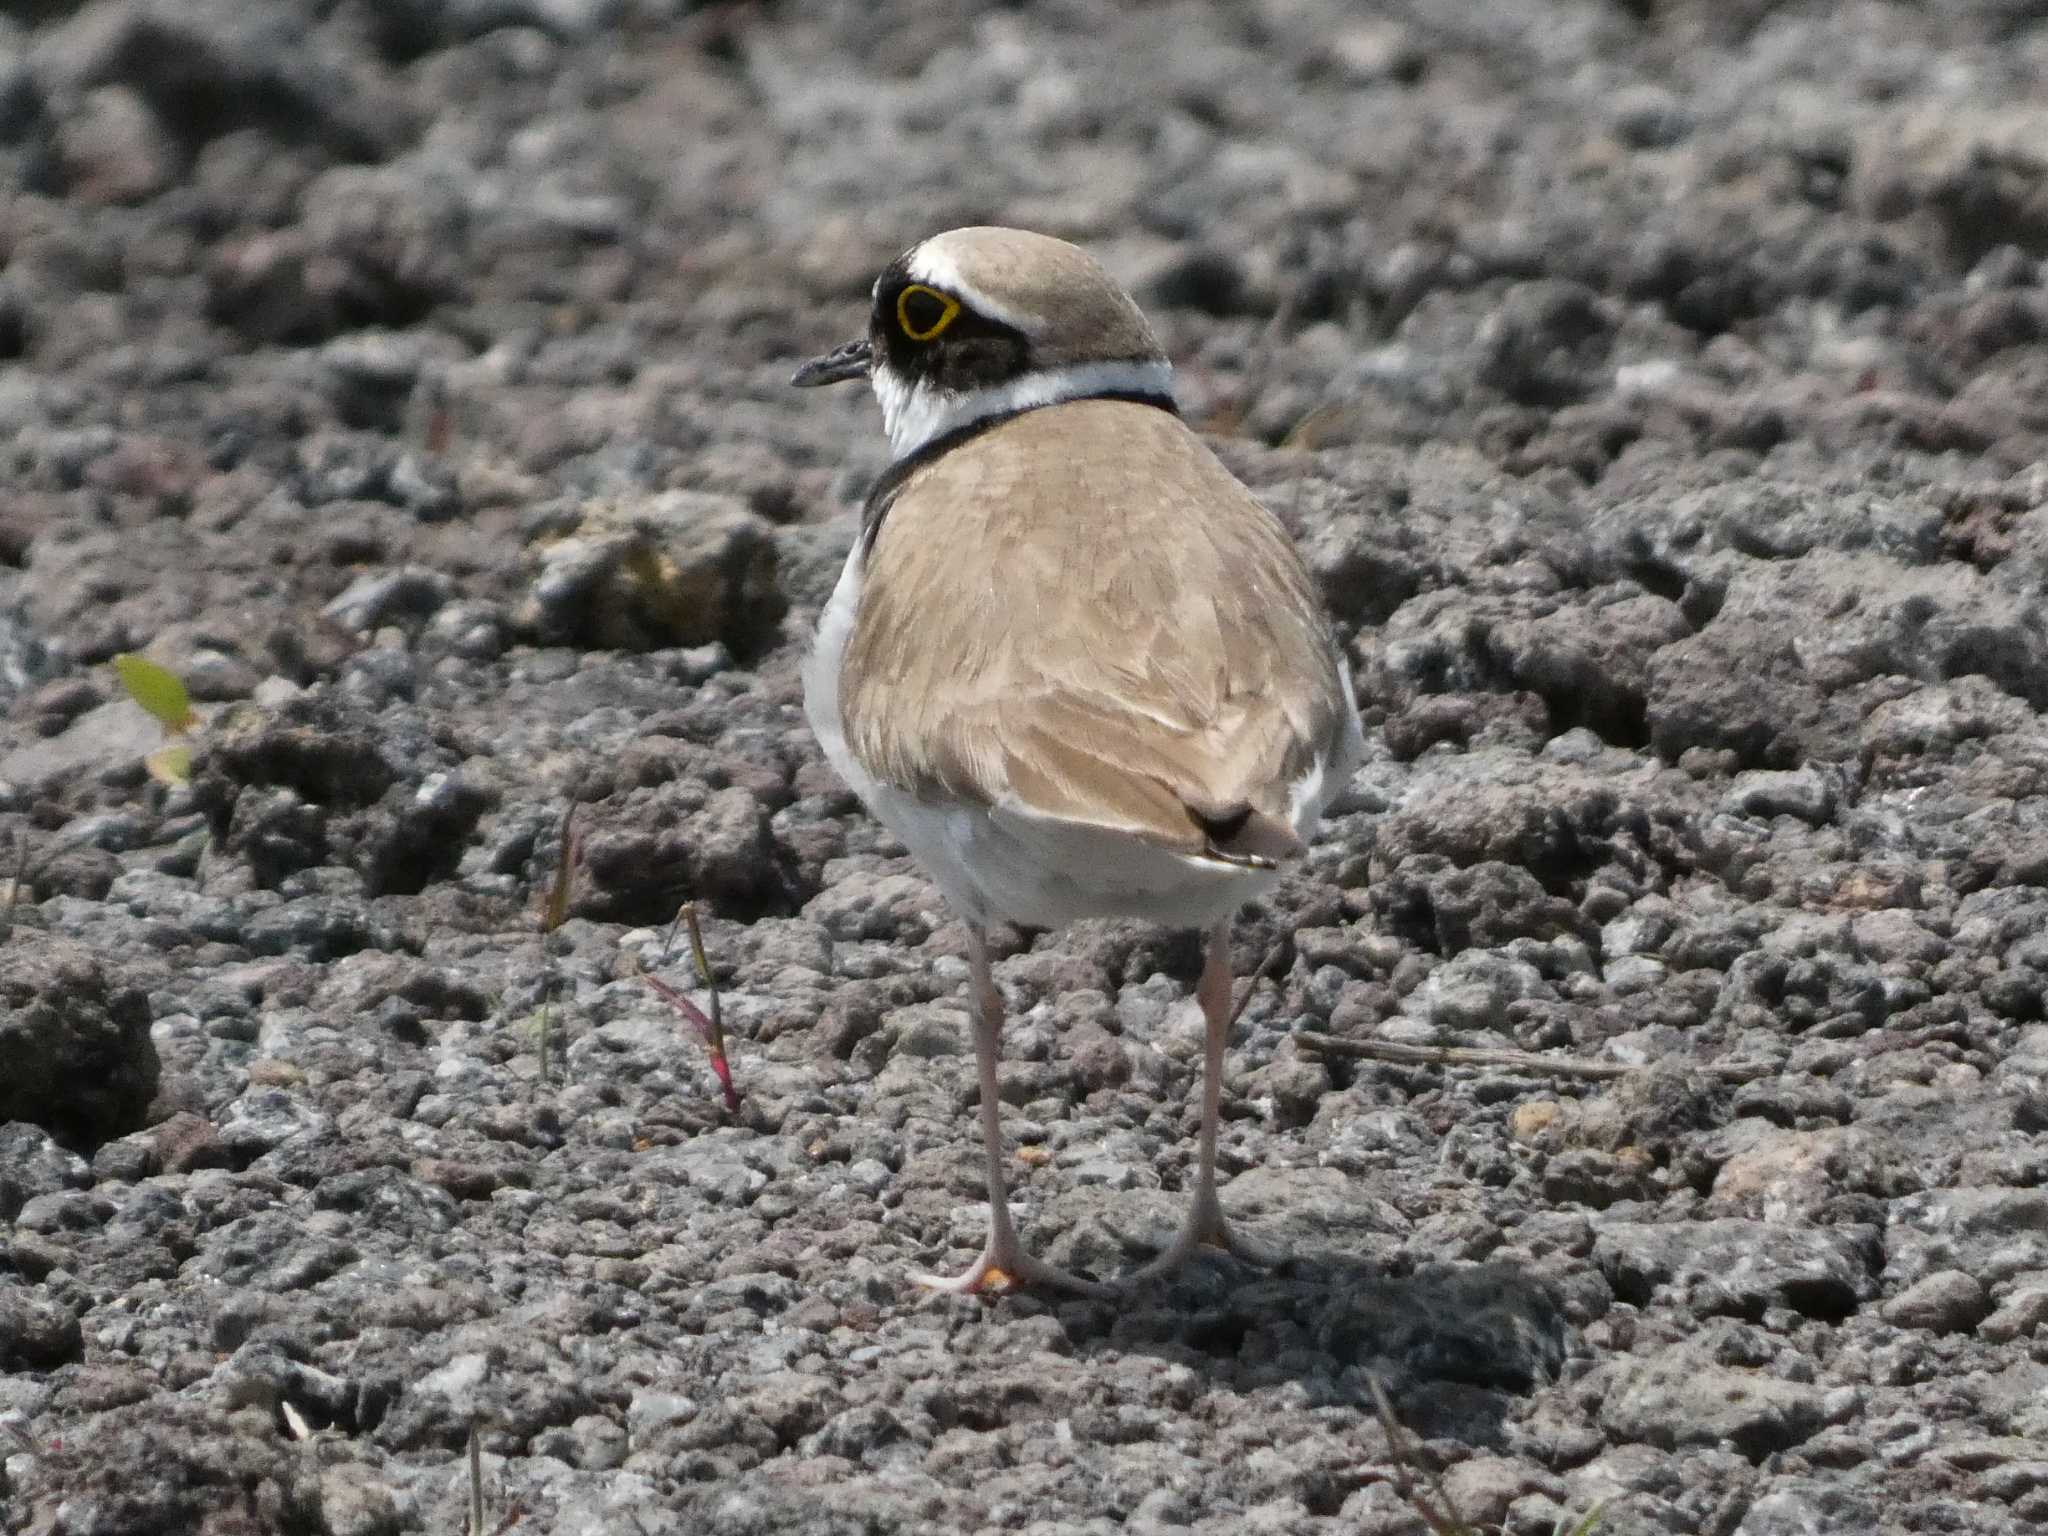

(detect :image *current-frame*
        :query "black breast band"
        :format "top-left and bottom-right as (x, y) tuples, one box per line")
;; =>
(857, 388), (1179, 559)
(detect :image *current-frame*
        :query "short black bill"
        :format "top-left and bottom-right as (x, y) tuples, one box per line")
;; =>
(791, 337), (873, 388)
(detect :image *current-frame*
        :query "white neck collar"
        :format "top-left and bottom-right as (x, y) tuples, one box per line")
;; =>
(872, 358), (1176, 460)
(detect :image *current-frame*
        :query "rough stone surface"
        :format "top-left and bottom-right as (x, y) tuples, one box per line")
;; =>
(0, 2), (2045, 1533)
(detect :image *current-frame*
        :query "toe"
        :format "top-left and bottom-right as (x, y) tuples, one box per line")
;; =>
(1120, 1208), (1285, 1285)
(911, 1247), (1110, 1298)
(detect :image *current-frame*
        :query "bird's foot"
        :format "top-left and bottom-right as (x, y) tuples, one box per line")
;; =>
(1111, 1194), (1285, 1285)
(911, 1237), (1114, 1299)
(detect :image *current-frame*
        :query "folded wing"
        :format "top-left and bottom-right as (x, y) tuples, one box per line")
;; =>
(841, 400), (1356, 868)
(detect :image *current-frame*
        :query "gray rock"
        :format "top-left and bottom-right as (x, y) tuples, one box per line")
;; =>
(687, 785), (780, 916)
(0, 699), (163, 789)
(803, 870), (941, 944)
(1721, 766), (1839, 825)
(1439, 1456), (1561, 1529)
(550, 1471), (683, 1536)
(890, 1003), (967, 1060)
(1596, 1347), (1825, 1461)
(321, 567), (454, 632)
(14, 1187), (112, 1233)
(318, 1463), (402, 1536)
(1409, 948), (1548, 1032)
(424, 599), (507, 660)
(10, 1397), (321, 1530)
(217, 1090), (330, 1159)
(1881, 1269), (1991, 1333)
(626, 1388), (698, 1447)
(1735, 1482), (1884, 1535)
(1886, 1188), (2048, 1290)
(0, 1122), (92, 1219)
(53, 84), (176, 204)
(1594, 1218), (1878, 1321)
(1979, 1284), (2048, 1344)
(1708, 1124), (1878, 1221)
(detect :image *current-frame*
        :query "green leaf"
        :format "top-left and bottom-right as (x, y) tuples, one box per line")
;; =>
(113, 654), (197, 733)
(144, 743), (193, 785)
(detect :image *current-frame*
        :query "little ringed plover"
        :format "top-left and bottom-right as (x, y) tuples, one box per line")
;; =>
(794, 226), (1364, 1295)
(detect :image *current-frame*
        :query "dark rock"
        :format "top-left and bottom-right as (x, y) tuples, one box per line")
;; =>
(1297, 479), (1427, 630)
(1478, 280), (1615, 407)
(1369, 760), (1693, 898)
(1646, 626), (1864, 770)
(522, 493), (787, 660)
(194, 691), (485, 895)
(1482, 587), (1689, 746)
(1143, 248), (1254, 317)
(1542, 1147), (1654, 1209)
(0, 1288), (83, 1370)
(222, 784), (331, 886)
(195, 695), (396, 828)
(29, 0), (407, 160)
(28, 841), (120, 901)
(0, 933), (158, 1150)
(1369, 857), (1589, 955)
(9, 1397), (322, 1531)
(210, 163), (461, 343)
(118, 1111), (229, 1177)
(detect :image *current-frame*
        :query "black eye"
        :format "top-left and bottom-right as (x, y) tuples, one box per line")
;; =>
(897, 284), (960, 341)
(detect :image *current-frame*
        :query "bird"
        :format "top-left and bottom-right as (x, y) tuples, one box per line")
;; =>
(793, 226), (1364, 1295)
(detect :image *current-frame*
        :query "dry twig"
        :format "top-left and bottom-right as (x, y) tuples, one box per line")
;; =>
(1297, 1032), (1772, 1083)
(1228, 935), (1295, 1029)
(1367, 1375), (1469, 1534)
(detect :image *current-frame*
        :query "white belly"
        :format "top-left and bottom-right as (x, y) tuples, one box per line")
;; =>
(803, 540), (1355, 932)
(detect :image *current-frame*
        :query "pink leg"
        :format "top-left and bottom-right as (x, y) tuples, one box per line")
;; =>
(1128, 921), (1280, 1283)
(912, 927), (1111, 1297)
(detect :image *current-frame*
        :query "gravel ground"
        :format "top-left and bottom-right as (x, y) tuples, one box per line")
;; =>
(3, 2), (2048, 1533)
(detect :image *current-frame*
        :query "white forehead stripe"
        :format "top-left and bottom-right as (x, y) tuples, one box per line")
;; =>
(905, 242), (1034, 331)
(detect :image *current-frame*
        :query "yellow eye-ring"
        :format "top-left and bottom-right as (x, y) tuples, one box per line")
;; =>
(897, 284), (960, 341)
